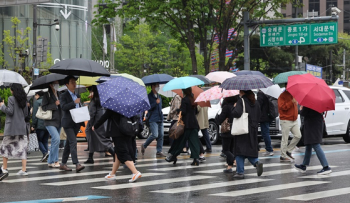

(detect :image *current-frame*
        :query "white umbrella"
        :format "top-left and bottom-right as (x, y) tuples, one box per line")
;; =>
(58, 85), (87, 93)
(260, 84), (282, 99)
(158, 84), (176, 98)
(206, 71), (236, 83)
(24, 84), (48, 98)
(0, 69), (28, 87)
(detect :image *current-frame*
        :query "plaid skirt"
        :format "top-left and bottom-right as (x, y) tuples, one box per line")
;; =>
(0, 135), (28, 159)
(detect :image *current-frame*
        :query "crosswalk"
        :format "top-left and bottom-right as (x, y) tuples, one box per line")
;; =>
(2, 150), (350, 202)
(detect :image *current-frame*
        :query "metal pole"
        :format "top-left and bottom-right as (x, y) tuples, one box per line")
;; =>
(33, 4), (37, 80)
(295, 5), (298, 70)
(243, 11), (250, 70)
(330, 51), (333, 83)
(343, 49), (346, 81)
(109, 23), (113, 72)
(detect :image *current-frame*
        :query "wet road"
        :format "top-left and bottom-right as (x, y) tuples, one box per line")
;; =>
(1, 137), (350, 203)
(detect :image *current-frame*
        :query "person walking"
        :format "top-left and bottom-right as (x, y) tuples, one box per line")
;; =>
(278, 89), (301, 162)
(0, 83), (29, 176)
(167, 94), (182, 146)
(196, 106), (212, 152)
(84, 85), (114, 164)
(59, 75), (85, 172)
(93, 109), (142, 183)
(294, 106), (332, 175)
(215, 96), (239, 173)
(42, 80), (62, 168)
(257, 90), (274, 156)
(141, 83), (166, 157)
(232, 90), (263, 178)
(32, 91), (50, 162)
(166, 87), (201, 166)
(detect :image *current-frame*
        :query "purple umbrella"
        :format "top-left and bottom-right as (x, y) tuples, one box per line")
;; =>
(97, 77), (150, 118)
(220, 75), (273, 90)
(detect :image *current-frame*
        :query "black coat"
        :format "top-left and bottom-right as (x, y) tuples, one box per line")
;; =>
(180, 96), (199, 130)
(232, 96), (261, 158)
(257, 91), (269, 122)
(216, 104), (234, 138)
(60, 90), (84, 128)
(94, 109), (123, 138)
(41, 88), (62, 128)
(300, 107), (323, 145)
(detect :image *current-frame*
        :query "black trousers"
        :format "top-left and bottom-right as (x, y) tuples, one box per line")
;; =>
(62, 125), (80, 165)
(222, 136), (235, 166)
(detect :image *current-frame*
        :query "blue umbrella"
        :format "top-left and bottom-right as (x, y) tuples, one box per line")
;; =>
(142, 74), (174, 86)
(220, 75), (273, 90)
(162, 76), (205, 91)
(234, 70), (265, 77)
(97, 77), (150, 118)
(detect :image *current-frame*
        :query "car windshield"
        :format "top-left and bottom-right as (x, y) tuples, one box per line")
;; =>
(210, 99), (220, 105)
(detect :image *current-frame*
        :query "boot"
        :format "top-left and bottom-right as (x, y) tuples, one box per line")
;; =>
(84, 153), (94, 164)
(165, 154), (177, 165)
(191, 159), (199, 166)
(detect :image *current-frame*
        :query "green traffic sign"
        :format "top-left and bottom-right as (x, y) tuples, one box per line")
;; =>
(260, 22), (338, 47)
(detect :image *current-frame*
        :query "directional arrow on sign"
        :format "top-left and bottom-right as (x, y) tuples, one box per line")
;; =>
(263, 34), (265, 44)
(60, 5), (71, 19)
(289, 40), (292, 44)
(324, 38), (328, 41)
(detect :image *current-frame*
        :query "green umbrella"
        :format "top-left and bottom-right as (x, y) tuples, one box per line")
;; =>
(113, 73), (145, 86)
(273, 71), (307, 84)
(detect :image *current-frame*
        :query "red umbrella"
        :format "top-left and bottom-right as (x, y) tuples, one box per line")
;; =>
(287, 73), (335, 113)
(172, 87), (211, 107)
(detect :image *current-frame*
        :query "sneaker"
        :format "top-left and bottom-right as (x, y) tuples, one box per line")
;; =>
(294, 164), (307, 173)
(220, 152), (227, 159)
(233, 173), (244, 179)
(1, 167), (8, 174)
(105, 173), (116, 180)
(41, 153), (49, 162)
(0, 172), (9, 181)
(129, 171), (142, 183)
(17, 170), (28, 176)
(156, 152), (166, 157)
(317, 166), (332, 175)
(280, 156), (291, 162)
(223, 168), (233, 173)
(286, 151), (295, 160)
(48, 163), (60, 168)
(263, 151), (274, 156)
(255, 162), (263, 176)
(205, 148), (212, 153)
(199, 156), (206, 162)
(141, 144), (145, 155)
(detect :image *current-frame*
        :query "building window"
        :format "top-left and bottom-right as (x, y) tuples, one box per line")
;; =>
(326, 0), (337, 8)
(345, 0), (350, 34)
(309, 0), (320, 15)
(292, 0), (303, 18)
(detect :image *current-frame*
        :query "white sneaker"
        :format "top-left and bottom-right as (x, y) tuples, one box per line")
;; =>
(1, 167), (8, 174)
(293, 146), (300, 152)
(129, 171), (142, 183)
(105, 173), (116, 180)
(263, 151), (274, 156)
(17, 170), (28, 176)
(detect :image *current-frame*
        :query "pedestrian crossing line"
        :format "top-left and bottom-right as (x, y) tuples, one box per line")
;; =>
(0, 156), (47, 165)
(150, 178), (274, 194)
(2, 170), (110, 183)
(92, 176), (215, 190)
(4, 195), (110, 203)
(194, 163), (289, 174)
(278, 187), (350, 201)
(299, 170), (350, 179)
(7, 166), (36, 171)
(210, 181), (330, 197)
(104, 160), (194, 170)
(148, 162), (226, 171)
(245, 166), (339, 176)
(41, 173), (165, 186)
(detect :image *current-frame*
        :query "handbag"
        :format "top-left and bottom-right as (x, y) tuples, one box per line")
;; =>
(169, 112), (185, 140)
(69, 106), (90, 123)
(221, 118), (231, 134)
(60, 127), (67, 140)
(231, 98), (249, 136)
(35, 92), (52, 120)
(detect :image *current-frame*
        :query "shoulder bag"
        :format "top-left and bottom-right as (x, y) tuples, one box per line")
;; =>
(221, 118), (231, 134)
(231, 98), (249, 136)
(36, 92), (52, 120)
(169, 111), (185, 140)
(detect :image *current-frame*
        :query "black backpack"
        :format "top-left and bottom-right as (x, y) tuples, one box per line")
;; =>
(118, 115), (141, 137)
(267, 96), (279, 120)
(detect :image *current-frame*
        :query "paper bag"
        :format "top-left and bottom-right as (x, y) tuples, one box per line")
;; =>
(69, 106), (90, 123)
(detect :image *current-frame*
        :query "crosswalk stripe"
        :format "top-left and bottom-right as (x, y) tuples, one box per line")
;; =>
(41, 173), (165, 186)
(92, 176), (215, 190)
(194, 163), (289, 174)
(245, 166), (339, 176)
(148, 162), (225, 171)
(7, 166), (36, 171)
(150, 178), (273, 194)
(278, 187), (350, 201)
(299, 170), (350, 179)
(104, 160), (194, 170)
(2, 171), (110, 183)
(210, 181), (330, 197)
(28, 157), (112, 165)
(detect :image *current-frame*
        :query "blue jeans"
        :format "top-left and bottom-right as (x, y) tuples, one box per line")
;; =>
(201, 129), (212, 150)
(143, 122), (164, 153)
(302, 144), (329, 167)
(46, 126), (61, 164)
(36, 129), (49, 154)
(235, 155), (259, 174)
(260, 122), (273, 152)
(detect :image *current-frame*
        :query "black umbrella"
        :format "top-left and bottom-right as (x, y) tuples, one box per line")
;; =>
(30, 73), (68, 90)
(189, 75), (213, 84)
(49, 58), (110, 77)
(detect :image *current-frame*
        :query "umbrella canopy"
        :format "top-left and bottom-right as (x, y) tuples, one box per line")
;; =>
(142, 74), (174, 86)
(159, 84), (177, 97)
(287, 73), (335, 113)
(172, 87), (211, 107)
(58, 85), (87, 93)
(163, 76), (205, 91)
(260, 84), (282, 99)
(206, 71), (236, 83)
(221, 75), (274, 90)
(97, 74), (145, 86)
(97, 77), (150, 118)
(273, 71), (307, 84)
(195, 86), (239, 102)
(77, 76), (100, 86)
(234, 70), (265, 77)
(30, 73), (67, 90)
(0, 69), (28, 87)
(189, 75), (212, 84)
(24, 84), (48, 98)
(49, 58), (110, 76)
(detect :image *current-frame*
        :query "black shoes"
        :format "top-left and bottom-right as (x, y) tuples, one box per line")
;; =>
(41, 153), (49, 162)
(255, 161), (264, 176)
(165, 154), (177, 164)
(205, 148), (212, 153)
(191, 159), (199, 166)
(84, 159), (94, 164)
(0, 172), (8, 181)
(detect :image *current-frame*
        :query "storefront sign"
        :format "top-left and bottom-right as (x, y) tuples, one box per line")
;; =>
(54, 59), (110, 69)
(306, 64), (323, 78)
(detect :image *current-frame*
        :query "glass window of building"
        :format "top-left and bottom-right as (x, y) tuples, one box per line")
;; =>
(326, 0), (337, 8)
(292, 0), (303, 18)
(309, 0), (320, 16)
(345, 0), (350, 34)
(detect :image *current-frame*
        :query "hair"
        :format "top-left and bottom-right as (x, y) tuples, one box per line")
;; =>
(64, 75), (77, 85)
(89, 85), (101, 107)
(243, 90), (256, 104)
(222, 95), (239, 108)
(150, 83), (158, 88)
(35, 91), (44, 97)
(10, 83), (27, 109)
(182, 87), (195, 106)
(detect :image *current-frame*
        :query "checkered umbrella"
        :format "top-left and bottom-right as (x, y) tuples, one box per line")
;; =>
(220, 75), (274, 90)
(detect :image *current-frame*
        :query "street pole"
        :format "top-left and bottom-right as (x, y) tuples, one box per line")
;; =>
(295, 3), (299, 70)
(109, 22), (114, 72)
(343, 49), (346, 81)
(33, 4), (37, 80)
(330, 50), (333, 83)
(243, 11), (250, 70)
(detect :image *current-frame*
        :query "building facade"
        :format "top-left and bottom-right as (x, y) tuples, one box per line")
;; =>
(281, 0), (349, 34)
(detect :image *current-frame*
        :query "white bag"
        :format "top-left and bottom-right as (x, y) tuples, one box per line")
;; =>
(69, 106), (90, 123)
(231, 98), (249, 136)
(36, 106), (52, 120)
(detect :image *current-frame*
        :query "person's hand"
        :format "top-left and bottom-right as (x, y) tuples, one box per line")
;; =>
(92, 126), (95, 131)
(300, 106), (303, 110)
(31, 127), (35, 131)
(156, 98), (160, 104)
(234, 103), (237, 107)
(74, 98), (81, 104)
(292, 98), (297, 104)
(0, 101), (4, 107)
(55, 100), (60, 106)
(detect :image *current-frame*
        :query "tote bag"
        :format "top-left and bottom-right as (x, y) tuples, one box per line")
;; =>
(169, 112), (185, 140)
(36, 106), (52, 120)
(69, 106), (90, 123)
(231, 98), (249, 136)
